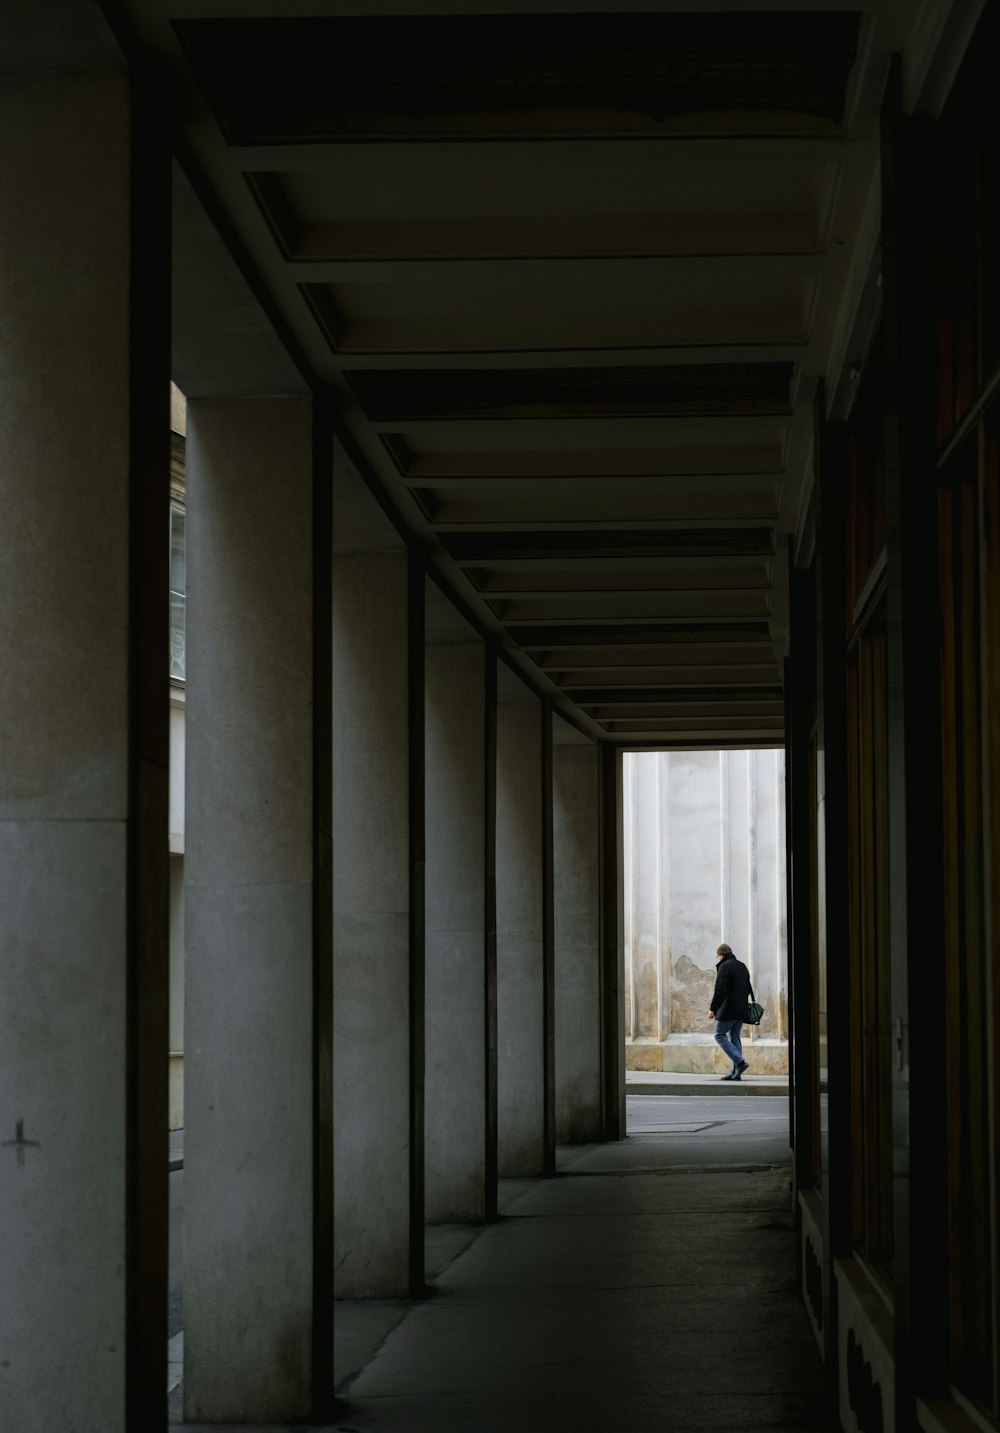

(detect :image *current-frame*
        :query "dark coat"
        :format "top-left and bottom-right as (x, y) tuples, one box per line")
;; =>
(711, 952), (751, 1021)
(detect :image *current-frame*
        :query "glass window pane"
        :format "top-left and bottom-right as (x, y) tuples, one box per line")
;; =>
(169, 504), (186, 681)
(170, 507), (186, 597)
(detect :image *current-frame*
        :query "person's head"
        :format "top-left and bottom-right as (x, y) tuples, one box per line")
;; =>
(716, 943), (733, 963)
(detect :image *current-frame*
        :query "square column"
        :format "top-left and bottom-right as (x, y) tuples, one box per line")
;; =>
(0, 66), (170, 1433)
(600, 745), (627, 1140)
(424, 642), (497, 1223)
(553, 733), (602, 1144)
(496, 694), (547, 1176)
(333, 552), (424, 1296)
(183, 398), (318, 1422)
(626, 752), (665, 1040)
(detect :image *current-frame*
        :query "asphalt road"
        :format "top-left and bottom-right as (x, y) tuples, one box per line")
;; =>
(625, 1091), (793, 1166)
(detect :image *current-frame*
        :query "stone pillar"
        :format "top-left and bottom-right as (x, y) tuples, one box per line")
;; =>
(629, 753), (665, 1040)
(553, 730), (602, 1144)
(722, 749), (751, 957)
(496, 694), (546, 1175)
(664, 751), (725, 1043)
(333, 552), (424, 1295)
(0, 66), (170, 1432)
(601, 744), (627, 1139)
(722, 747), (787, 1043)
(184, 398), (315, 1422)
(753, 749), (788, 1040)
(424, 642), (494, 1221)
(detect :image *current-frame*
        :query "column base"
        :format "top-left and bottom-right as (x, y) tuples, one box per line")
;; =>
(626, 1034), (789, 1075)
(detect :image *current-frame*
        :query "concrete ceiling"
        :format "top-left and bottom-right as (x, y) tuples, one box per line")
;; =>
(118, 0), (965, 745)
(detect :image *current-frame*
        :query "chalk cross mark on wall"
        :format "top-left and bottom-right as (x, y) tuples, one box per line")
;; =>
(2, 1119), (40, 1168)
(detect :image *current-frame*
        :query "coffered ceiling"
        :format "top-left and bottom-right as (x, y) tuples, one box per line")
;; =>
(119, 0), (961, 745)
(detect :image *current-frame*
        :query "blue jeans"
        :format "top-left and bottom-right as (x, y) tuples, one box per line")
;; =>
(714, 1018), (745, 1069)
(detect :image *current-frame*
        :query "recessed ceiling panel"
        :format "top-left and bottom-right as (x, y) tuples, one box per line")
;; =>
(179, 13), (860, 141)
(247, 144), (832, 260)
(509, 621), (772, 648)
(305, 272), (814, 354)
(349, 364), (793, 421)
(443, 528), (774, 562)
(471, 560), (773, 594)
(390, 438), (786, 479)
(254, 145), (831, 226)
(485, 592), (773, 622)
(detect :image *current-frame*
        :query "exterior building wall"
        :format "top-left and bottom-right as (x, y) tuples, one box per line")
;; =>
(623, 749), (788, 1073)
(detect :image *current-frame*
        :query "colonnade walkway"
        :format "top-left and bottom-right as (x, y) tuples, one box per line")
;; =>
(175, 1097), (830, 1432)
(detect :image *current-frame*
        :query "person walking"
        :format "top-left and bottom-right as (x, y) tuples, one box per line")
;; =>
(709, 942), (751, 1081)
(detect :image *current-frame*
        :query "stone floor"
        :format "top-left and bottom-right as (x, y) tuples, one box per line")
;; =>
(173, 1097), (832, 1431)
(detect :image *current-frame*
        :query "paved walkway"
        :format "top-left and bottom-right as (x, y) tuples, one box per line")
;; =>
(174, 1099), (830, 1431)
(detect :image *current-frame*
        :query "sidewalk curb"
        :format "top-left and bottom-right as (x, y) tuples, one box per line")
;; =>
(627, 1078), (789, 1097)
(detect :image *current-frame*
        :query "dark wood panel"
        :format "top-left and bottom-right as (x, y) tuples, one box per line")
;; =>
(939, 451), (994, 1405)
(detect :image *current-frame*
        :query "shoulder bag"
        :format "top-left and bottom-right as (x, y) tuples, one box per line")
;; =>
(746, 980), (764, 1026)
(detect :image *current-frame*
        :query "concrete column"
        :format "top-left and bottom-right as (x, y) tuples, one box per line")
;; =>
(424, 642), (494, 1221)
(553, 730), (602, 1144)
(662, 752), (725, 1040)
(622, 754), (635, 1040)
(600, 744), (627, 1139)
(725, 749), (751, 958)
(333, 552), (423, 1295)
(496, 695), (545, 1175)
(775, 750), (789, 1040)
(184, 398), (315, 1422)
(752, 748), (786, 1039)
(0, 66), (170, 1432)
(631, 754), (664, 1039)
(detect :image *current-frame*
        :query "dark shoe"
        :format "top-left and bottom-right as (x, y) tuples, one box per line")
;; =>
(734, 1059), (749, 1077)
(721, 1071), (737, 1081)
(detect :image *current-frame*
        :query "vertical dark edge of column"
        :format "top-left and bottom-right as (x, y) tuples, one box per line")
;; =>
(311, 400), (334, 1419)
(590, 740), (603, 1144)
(125, 63), (171, 1431)
(783, 651), (796, 1165)
(540, 700), (556, 1176)
(788, 559), (816, 1199)
(597, 741), (610, 1138)
(484, 653), (499, 1220)
(599, 743), (624, 1141)
(614, 749), (625, 1139)
(817, 391), (852, 1266)
(880, 57), (948, 1415)
(407, 551), (426, 1293)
